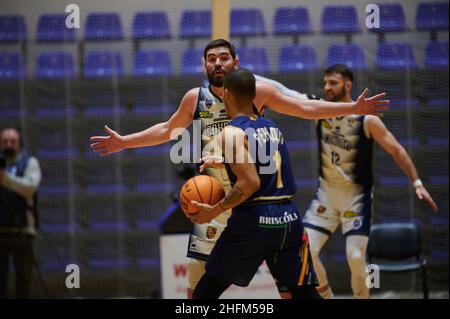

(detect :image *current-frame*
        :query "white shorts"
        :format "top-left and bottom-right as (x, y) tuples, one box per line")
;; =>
(303, 180), (373, 236)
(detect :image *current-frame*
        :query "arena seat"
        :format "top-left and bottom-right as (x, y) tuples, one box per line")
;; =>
(35, 52), (75, 79)
(326, 43), (368, 70)
(369, 3), (406, 33)
(85, 12), (123, 41)
(416, 2), (449, 31)
(230, 9), (266, 37)
(236, 46), (269, 73)
(376, 41), (417, 70)
(278, 44), (318, 72)
(322, 5), (360, 34)
(37, 14), (76, 42)
(179, 10), (211, 39)
(425, 40), (449, 69)
(133, 11), (171, 40)
(181, 47), (204, 75)
(0, 52), (24, 79)
(0, 15), (26, 42)
(133, 49), (172, 76)
(273, 7), (312, 36)
(84, 51), (124, 78)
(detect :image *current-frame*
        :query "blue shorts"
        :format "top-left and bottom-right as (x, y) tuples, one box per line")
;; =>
(205, 200), (318, 288)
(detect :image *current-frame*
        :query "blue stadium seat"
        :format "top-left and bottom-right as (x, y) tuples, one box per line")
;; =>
(422, 152), (449, 186)
(84, 12), (123, 41)
(135, 161), (175, 193)
(37, 14), (76, 42)
(0, 53), (24, 118)
(133, 11), (171, 40)
(381, 115), (420, 147)
(134, 239), (159, 267)
(230, 9), (266, 37)
(84, 160), (128, 194)
(181, 47), (204, 75)
(374, 81), (420, 109)
(273, 7), (311, 36)
(84, 51), (124, 78)
(89, 240), (130, 269)
(425, 40), (449, 69)
(0, 15), (26, 42)
(37, 129), (78, 159)
(377, 165), (410, 187)
(416, 2), (449, 31)
(0, 52), (24, 79)
(35, 52), (75, 79)
(278, 44), (318, 72)
(376, 41), (417, 70)
(39, 200), (76, 233)
(179, 10), (211, 39)
(39, 241), (76, 270)
(87, 202), (128, 231)
(326, 43), (368, 70)
(370, 3), (406, 33)
(322, 5), (360, 34)
(426, 116), (449, 146)
(377, 196), (416, 221)
(133, 49), (172, 76)
(40, 163), (78, 195)
(236, 47), (269, 73)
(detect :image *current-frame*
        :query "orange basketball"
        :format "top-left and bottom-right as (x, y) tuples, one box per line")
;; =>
(179, 175), (225, 216)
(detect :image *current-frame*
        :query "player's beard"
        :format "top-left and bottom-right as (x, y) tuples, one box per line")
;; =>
(326, 87), (346, 102)
(208, 68), (226, 87)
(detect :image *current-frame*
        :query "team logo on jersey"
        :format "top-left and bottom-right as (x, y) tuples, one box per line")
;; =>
(206, 226), (217, 239)
(205, 98), (213, 108)
(321, 120), (332, 129)
(347, 118), (355, 127)
(344, 210), (360, 218)
(353, 218), (362, 229)
(198, 111), (213, 119)
(317, 205), (327, 214)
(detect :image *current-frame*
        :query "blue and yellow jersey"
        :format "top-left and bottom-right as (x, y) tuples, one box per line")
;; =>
(225, 115), (297, 203)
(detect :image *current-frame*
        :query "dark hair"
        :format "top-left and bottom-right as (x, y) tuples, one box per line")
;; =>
(324, 64), (354, 82)
(204, 39), (237, 60)
(223, 69), (256, 100)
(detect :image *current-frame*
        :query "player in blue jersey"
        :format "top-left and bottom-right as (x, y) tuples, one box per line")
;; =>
(90, 39), (389, 298)
(303, 64), (438, 299)
(189, 69), (320, 299)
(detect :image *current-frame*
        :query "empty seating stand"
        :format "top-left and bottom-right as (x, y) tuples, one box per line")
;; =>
(231, 9), (266, 46)
(133, 11), (171, 40)
(84, 12), (123, 41)
(278, 44), (318, 72)
(0, 15), (27, 43)
(322, 5), (360, 41)
(37, 14), (76, 42)
(273, 7), (312, 41)
(327, 43), (368, 70)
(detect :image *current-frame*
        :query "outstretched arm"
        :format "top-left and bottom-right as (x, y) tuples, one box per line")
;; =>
(256, 81), (389, 120)
(90, 88), (198, 156)
(366, 115), (438, 212)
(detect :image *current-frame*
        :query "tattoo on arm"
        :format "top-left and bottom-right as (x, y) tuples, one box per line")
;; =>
(219, 186), (246, 210)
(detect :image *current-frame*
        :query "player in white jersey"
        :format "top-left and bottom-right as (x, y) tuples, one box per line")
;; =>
(303, 64), (438, 299)
(90, 40), (390, 298)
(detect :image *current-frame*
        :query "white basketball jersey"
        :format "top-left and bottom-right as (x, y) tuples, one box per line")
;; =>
(317, 115), (373, 186)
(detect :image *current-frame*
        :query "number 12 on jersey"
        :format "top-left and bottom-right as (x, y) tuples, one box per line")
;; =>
(331, 151), (340, 166)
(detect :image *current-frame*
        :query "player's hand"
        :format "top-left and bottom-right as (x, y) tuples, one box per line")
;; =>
(189, 201), (222, 224)
(415, 186), (438, 212)
(353, 88), (390, 117)
(199, 155), (225, 173)
(90, 125), (125, 156)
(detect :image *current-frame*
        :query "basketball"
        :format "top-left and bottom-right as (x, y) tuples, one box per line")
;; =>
(179, 175), (225, 215)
